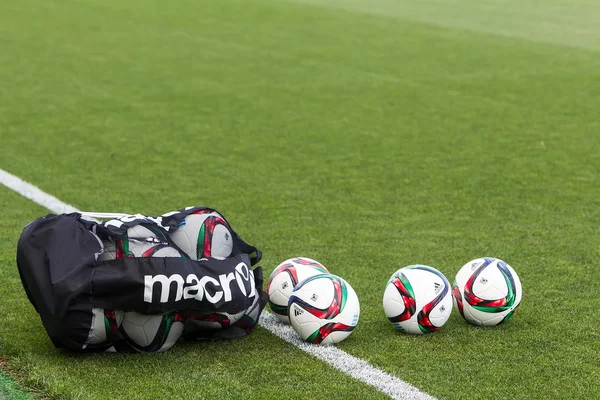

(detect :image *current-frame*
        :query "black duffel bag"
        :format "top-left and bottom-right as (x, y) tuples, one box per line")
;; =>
(16, 207), (267, 352)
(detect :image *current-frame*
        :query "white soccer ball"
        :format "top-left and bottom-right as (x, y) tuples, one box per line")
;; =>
(169, 210), (233, 260)
(120, 311), (185, 352)
(119, 225), (166, 257)
(185, 309), (246, 331)
(382, 265), (453, 335)
(288, 273), (360, 344)
(452, 257), (522, 326)
(87, 308), (124, 345)
(267, 257), (329, 323)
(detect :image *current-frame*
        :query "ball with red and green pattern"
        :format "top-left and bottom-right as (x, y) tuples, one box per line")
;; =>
(383, 265), (453, 334)
(119, 311), (186, 352)
(452, 257), (522, 326)
(86, 308), (124, 346)
(288, 273), (360, 344)
(267, 257), (329, 323)
(169, 209), (233, 260)
(185, 309), (245, 331)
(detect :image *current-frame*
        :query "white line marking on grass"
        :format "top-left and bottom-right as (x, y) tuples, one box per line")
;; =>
(259, 311), (435, 400)
(0, 169), (79, 215)
(0, 167), (435, 400)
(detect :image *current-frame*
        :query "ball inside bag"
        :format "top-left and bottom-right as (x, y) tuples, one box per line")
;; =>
(169, 210), (233, 260)
(382, 265), (453, 334)
(120, 311), (185, 352)
(186, 309), (245, 331)
(288, 273), (360, 344)
(87, 308), (124, 345)
(452, 257), (522, 326)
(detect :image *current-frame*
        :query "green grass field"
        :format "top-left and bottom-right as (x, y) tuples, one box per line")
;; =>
(1, 0), (600, 399)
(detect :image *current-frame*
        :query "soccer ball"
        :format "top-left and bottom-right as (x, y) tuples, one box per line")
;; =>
(87, 308), (124, 345)
(185, 309), (245, 331)
(169, 210), (233, 260)
(267, 257), (329, 323)
(288, 273), (360, 344)
(452, 257), (522, 326)
(116, 225), (168, 258)
(119, 311), (186, 352)
(382, 265), (453, 335)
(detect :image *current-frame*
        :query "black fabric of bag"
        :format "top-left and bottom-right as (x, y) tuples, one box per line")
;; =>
(16, 210), (266, 351)
(16, 213), (100, 349)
